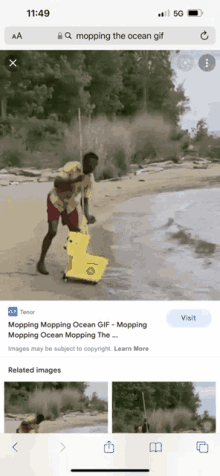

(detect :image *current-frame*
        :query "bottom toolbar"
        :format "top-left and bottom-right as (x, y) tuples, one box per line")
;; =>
(1, 434), (219, 476)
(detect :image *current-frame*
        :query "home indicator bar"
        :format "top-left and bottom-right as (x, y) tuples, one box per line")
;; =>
(70, 471), (150, 473)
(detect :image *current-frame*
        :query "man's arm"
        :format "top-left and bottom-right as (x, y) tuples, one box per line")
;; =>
(69, 174), (85, 184)
(61, 209), (80, 231)
(81, 198), (96, 224)
(54, 175), (85, 190)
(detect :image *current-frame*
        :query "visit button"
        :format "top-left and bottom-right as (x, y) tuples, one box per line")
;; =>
(167, 310), (211, 327)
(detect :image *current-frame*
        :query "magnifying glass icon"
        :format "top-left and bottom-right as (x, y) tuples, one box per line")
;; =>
(65, 32), (72, 39)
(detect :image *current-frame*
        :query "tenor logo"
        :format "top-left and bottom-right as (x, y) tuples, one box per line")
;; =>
(8, 307), (18, 316)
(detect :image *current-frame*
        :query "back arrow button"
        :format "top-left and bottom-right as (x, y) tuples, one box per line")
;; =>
(12, 443), (18, 452)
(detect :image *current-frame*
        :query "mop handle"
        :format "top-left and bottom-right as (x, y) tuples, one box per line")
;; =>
(142, 391), (147, 418)
(78, 107), (84, 215)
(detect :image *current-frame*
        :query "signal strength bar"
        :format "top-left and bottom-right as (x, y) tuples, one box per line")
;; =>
(158, 10), (170, 17)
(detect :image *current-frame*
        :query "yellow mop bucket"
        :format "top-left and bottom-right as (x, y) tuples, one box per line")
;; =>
(63, 231), (108, 283)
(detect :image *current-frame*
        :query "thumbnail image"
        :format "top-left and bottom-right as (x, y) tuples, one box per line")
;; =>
(1, 50), (220, 300)
(4, 381), (108, 433)
(112, 382), (216, 433)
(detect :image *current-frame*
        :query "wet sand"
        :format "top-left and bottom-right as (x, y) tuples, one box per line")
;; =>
(1, 164), (220, 300)
(5, 412), (108, 433)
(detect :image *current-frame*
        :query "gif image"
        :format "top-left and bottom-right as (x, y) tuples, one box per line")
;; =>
(1, 50), (220, 300)
(112, 382), (216, 433)
(4, 381), (108, 433)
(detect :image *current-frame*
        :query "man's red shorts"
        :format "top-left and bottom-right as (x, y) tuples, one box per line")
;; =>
(47, 194), (79, 226)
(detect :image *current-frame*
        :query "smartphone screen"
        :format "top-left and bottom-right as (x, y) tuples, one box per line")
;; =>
(0, 2), (219, 475)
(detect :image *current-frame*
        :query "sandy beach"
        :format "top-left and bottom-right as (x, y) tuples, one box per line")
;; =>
(1, 163), (220, 300)
(4, 411), (108, 433)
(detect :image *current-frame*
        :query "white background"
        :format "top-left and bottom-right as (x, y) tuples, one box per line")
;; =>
(2, 302), (220, 357)
(0, 0), (220, 49)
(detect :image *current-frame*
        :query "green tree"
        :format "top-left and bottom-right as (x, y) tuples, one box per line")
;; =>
(0, 52), (13, 119)
(161, 83), (190, 126)
(1, 51), (91, 121)
(113, 382), (201, 415)
(113, 382), (155, 411)
(6, 51), (54, 117)
(194, 118), (209, 142)
(119, 51), (142, 116)
(119, 51), (189, 124)
(4, 381), (88, 394)
(42, 51), (91, 121)
(84, 51), (124, 117)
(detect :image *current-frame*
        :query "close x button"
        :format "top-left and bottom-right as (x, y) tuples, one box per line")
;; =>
(4, 54), (21, 72)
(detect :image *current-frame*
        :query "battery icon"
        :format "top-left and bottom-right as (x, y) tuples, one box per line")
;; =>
(187, 9), (203, 16)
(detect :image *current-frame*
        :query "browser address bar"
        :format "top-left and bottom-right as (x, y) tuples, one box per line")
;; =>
(4, 26), (216, 45)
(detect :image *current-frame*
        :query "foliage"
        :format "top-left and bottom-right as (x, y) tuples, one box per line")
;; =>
(97, 165), (116, 181)
(28, 388), (82, 420)
(0, 142), (23, 167)
(0, 50), (188, 124)
(25, 116), (64, 151)
(193, 119), (209, 142)
(84, 51), (124, 116)
(4, 382), (107, 419)
(112, 382), (216, 434)
(0, 118), (11, 136)
(113, 382), (201, 414)
(112, 407), (195, 433)
(119, 51), (189, 125)
(106, 144), (129, 174)
(90, 392), (108, 412)
(0, 50), (192, 172)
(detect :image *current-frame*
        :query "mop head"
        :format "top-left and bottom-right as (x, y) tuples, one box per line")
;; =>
(64, 231), (108, 283)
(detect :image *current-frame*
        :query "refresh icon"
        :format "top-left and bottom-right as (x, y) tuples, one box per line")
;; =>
(200, 30), (209, 40)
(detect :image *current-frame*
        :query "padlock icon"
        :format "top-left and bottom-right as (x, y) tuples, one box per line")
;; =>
(58, 32), (63, 39)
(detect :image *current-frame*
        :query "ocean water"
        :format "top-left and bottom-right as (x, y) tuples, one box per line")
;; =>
(104, 188), (220, 300)
(149, 188), (220, 246)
